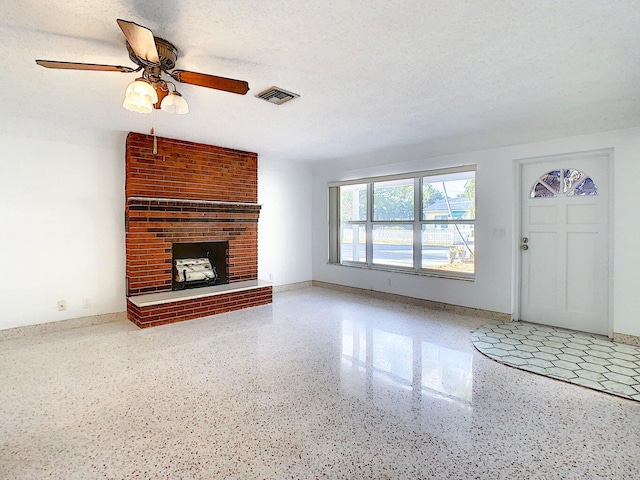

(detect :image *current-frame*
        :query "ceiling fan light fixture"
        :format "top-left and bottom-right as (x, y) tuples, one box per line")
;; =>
(160, 91), (189, 114)
(123, 92), (154, 113)
(123, 77), (158, 113)
(124, 77), (158, 102)
(38, 19), (250, 113)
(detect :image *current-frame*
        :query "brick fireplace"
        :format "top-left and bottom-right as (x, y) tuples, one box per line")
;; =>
(125, 133), (272, 328)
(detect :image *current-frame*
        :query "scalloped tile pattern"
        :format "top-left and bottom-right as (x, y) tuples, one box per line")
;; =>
(472, 322), (640, 401)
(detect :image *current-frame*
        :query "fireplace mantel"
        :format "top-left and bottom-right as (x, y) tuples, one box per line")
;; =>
(128, 196), (262, 211)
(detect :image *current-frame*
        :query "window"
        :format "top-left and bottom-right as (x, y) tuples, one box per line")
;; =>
(329, 166), (475, 278)
(530, 168), (597, 198)
(339, 184), (367, 263)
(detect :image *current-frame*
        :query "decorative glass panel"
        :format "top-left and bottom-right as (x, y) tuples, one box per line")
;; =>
(540, 170), (561, 194)
(563, 169), (586, 193)
(567, 176), (597, 196)
(531, 168), (598, 198)
(531, 181), (556, 198)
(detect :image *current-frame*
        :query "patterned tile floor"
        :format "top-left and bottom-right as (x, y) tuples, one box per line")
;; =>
(472, 321), (640, 401)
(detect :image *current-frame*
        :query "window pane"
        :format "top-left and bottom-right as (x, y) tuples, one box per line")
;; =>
(423, 171), (475, 221)
(540, 170), (561, 194)
(531, 181), (556, 198)
(563, 169), (586, 193)
(341, 225), (366, 263)
(372, 225), (413, 267)
(340, 184), (367, 222)
(422, 224), (474, 274)
(568, 177), (597, 196)
(373, 179), (414, 221)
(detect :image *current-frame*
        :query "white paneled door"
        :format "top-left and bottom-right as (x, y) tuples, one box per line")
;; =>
(519, 152), (610, 335)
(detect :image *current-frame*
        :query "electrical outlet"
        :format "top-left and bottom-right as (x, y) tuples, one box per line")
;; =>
(82, 298), (90, 308)
(269, 273), (274, 281)
(57, 300), (67, 311)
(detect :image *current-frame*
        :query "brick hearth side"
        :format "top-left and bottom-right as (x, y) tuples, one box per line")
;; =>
(125, 133), (272, 328)
(127, 288), (273, 329)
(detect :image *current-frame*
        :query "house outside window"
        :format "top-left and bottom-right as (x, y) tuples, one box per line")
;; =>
(328, 166), (476, 278)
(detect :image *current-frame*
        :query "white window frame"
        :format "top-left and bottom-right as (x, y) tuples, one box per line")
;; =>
(328, 165), (476, 280)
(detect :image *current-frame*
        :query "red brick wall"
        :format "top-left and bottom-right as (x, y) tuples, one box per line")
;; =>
(126, 132), (257, 203)
(125, 133), (261, 297)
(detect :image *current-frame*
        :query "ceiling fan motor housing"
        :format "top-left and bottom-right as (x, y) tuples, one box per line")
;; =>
(127, 37), (178, 71)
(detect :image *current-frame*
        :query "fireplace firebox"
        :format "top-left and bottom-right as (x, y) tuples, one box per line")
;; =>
(172, 241), (228, 291)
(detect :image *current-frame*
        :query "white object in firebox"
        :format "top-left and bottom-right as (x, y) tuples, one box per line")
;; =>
(174, 258), (215, 282)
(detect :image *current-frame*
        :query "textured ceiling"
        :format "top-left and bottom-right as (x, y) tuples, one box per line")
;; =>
(2, 1), (639, 162)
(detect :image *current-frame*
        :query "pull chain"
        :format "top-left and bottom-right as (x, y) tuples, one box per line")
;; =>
(151, 108), (157, 154)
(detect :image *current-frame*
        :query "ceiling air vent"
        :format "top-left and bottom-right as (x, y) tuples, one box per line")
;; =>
(256, 87), (299, 105)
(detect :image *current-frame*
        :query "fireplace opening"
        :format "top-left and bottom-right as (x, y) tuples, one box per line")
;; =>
(172, 241), (229, 291)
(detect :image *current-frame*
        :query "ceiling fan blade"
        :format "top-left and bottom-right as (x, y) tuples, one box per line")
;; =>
(170, 70), (249, 95)
(116, 19), (160, 64)
(36, 60), (137, 73)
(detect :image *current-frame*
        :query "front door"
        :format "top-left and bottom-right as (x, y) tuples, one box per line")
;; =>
(519, 151), (610, 335)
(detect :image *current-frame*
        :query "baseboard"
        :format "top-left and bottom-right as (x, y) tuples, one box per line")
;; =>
(0, 282), (312, 337)
(1, 280), (511, 339)
(0, 312), (128, 341)
(312, 280), (510, 321)
(613, 333), (640, 346)
(4, 286), (635, 345)
(273, 281), (313, 293)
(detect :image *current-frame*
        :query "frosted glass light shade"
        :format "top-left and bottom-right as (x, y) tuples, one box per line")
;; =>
(124, 78), (158, 103)
(160, 92), (189, 114)
(122, 78), (158, 113)
(123, 91), (154, 113)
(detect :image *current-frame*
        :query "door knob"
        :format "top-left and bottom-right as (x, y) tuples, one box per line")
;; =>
(521, 244), (529, 250)
(521, 236), (529, 250)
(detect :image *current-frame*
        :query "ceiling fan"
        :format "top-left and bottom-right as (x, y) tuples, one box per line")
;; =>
(36, 19), (249, 114)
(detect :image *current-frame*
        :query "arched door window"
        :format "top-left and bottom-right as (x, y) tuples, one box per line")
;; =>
(530, 168), (598, 198)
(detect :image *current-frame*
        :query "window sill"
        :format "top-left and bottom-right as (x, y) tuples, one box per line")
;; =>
(329, 262), (475, 282)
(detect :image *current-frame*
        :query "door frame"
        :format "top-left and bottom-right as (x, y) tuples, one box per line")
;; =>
(511, 148), (614, 336)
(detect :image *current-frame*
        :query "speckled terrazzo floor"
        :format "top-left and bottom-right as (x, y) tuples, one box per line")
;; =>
(1, 287), (639, 479)
(472, 322), (640, 401)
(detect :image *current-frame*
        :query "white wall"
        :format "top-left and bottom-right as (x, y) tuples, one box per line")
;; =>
(0, 130), (127, 329)
(258, 158), (313, 285)
(311, 126), (640, 337)
(2, 122), (636, 336)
